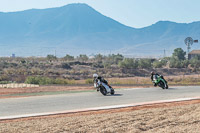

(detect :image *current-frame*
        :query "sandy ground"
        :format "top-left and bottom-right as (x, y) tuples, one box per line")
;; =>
(0, 100), (200, 133)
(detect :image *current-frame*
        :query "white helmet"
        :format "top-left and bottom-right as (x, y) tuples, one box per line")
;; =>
(93, 73), (98, 78)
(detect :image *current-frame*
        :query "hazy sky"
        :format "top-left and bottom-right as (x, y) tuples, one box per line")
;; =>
(0, 0), (199, 28)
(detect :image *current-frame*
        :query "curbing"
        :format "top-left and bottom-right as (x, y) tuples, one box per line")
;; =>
(0, 97), (200, 121)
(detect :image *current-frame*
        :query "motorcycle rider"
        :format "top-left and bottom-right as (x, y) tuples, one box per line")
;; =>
(93, 73), (111, 91)
(151, 71), (167, 86)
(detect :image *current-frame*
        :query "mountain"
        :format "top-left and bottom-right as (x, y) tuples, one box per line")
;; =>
(0, 3), (199, 57)
(119, 21), (200, 57)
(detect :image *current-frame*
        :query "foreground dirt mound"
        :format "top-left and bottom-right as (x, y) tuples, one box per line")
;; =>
(1, 100), (200, 133)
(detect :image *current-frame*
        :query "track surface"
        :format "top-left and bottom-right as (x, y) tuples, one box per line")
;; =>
(0, 86), (200, 118)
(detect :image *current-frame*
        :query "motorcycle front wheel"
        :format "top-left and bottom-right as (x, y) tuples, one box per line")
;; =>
(158, 81), (165, 89)
(100, 86), (107, 96)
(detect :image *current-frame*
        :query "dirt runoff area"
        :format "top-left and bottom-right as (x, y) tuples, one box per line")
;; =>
(0, 100), (200, 133)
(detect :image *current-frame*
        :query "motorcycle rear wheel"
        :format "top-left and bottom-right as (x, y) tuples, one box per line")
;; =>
(111, 89), (115, 95)
(166, 84), (168, 89)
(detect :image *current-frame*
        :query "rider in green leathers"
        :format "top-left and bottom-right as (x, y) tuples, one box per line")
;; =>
(151, 71), (167, 86)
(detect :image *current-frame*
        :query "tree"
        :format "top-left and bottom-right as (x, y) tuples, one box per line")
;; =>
(110, 54), (124, 64)
(152, 60), (167, 68)
(118, 58), (138, 69)
(61, 63), (71, 69)
(47, 55), (57, 61)
(77, 54), (88, 62)
(169, 57), (182, 68)
(169, 57), (189, 68)
(190, 56), (200, 68)
(138, 59), (152, 69)
(63, 54), (74, 61)
(95, 54), (104, 62)
(172, 48), (186, 60)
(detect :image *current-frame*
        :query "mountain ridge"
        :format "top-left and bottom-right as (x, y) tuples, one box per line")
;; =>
(0, 3), (199, 57)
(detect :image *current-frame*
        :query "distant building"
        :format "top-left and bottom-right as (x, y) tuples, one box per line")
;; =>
(11, 54), (15, 58)
(188, 50), (200, 60)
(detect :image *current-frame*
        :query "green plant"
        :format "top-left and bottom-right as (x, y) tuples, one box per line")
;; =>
(153, 60), (167, 68)
(61, 63), (71, 69)
(0, 81), (12, 84)
(54, 78), (69, 84)
(63, 54), (74, 61)
(25, 76), (53, 85)
(169, 57), (188, 68)
(118, 58), (138, 69)
(85, 78), (93, 84)
(138, 59), (152, 69)
(77, 54), (88, 62)
(47, 55), (57, 61)
(172, 48), (186, 60)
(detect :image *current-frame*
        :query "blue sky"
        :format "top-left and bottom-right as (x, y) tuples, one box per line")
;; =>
(0, 0), (199, 28)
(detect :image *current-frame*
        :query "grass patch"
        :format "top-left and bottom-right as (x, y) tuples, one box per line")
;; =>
(107, 76), (200, 85)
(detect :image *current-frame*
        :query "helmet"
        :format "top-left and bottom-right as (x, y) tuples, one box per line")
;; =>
(93, 73), (98, 78)
(151, 71), (155, 75)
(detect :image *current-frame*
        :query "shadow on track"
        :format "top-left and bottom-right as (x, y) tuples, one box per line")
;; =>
(107, 94), (123, 96)
(167, 88), (177, 90)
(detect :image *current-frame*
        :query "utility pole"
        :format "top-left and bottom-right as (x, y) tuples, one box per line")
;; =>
(164, 49), (166, 58)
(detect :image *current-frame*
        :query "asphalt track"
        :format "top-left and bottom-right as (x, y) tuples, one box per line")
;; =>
(0, 86), (200, 119)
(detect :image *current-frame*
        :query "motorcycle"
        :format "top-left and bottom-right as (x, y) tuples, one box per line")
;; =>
(153, 75), (168, 89)
(94, 80), (115, 96)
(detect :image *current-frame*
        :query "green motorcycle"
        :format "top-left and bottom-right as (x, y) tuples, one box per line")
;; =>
(153, 75), (168, 89)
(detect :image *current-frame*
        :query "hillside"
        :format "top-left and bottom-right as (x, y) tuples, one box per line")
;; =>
(0, 3), (199, 57)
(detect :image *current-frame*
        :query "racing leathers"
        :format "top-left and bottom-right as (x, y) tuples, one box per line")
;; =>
(93, 76), (111, 91)
(151, 73), (167, 86)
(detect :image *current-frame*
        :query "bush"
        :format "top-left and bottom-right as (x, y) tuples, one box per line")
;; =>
(153, 60), (167, 68)
(190, 57), (200, 68)
(47, 55), (57, 61)
(77, 54), (88, 62)
(138, 59), (152, 69)
(103, 61), (112, 68)
(85, 78), (93, 84)
(63, 54), (74, 61)
(0, 74), (10, 81)
(25, 76), (54, 85)
(172, 48), (186, 60)
(169, 57), (189, 68)
(118, 58), (138, 69)
(0, 81), (12, 84)
(61, 63), (71, 69)
(54, 78), (69, 84)
(20, 59), (26, 64)
(106, 54), (124, 65)
(169, 58), (182, 68)
(94, 54), (104, 62)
